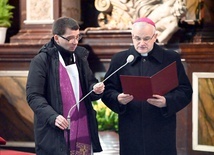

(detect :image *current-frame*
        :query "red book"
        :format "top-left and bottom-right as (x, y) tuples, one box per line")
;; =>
(120, 61), (178, 101)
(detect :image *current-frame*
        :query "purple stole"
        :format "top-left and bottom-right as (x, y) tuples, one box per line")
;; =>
(59, 61), (91, 155)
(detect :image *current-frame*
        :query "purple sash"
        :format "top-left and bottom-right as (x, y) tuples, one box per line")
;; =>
(59, 62), (91, 154)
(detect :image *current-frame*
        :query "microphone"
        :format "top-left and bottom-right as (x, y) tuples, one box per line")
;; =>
(66, 54), (134, 129)
(102, 54), (134, 83)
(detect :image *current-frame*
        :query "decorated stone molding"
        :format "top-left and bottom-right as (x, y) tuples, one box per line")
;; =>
(94, 0), (200, 44)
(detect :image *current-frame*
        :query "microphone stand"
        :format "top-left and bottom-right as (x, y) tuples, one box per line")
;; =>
(66, 55), (134, 154)
(101, 61), (130, 83)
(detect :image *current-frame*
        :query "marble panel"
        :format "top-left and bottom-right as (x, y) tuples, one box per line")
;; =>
(192, 72), (214, 152)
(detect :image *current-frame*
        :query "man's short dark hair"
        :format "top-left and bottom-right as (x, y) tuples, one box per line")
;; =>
(52, 17), (80, 35)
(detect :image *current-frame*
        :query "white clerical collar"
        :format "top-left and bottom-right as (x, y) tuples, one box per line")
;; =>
(141, 53), (148, 56)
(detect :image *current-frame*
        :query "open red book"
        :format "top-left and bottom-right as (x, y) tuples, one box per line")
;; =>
(120, 61), (178, 101)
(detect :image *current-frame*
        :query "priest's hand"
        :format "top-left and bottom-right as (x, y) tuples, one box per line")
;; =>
(55, 115), (69, 130)
(118, 93), (133, 105)
(147, 94), (166, 108)
(93, 82), (105, 94)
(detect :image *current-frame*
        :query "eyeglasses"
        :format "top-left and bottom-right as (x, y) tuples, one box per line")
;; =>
(132, 33), (155, 43)
(58, 34), (83, 42)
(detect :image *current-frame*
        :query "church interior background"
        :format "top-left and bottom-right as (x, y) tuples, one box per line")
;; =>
(0, 0), (214, 155)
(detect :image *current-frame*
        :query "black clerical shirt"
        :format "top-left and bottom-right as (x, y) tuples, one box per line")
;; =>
(54, 41), (75, 66)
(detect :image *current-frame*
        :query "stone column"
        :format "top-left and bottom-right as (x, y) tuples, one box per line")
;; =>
(61, 0), (81, 23)
(24, 0), (54, 25)
(10, 0), (82, 44)
(10, 0), (60, 44)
